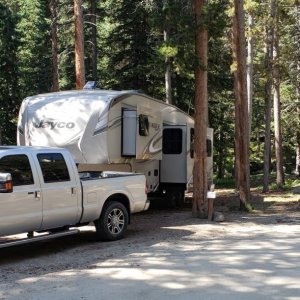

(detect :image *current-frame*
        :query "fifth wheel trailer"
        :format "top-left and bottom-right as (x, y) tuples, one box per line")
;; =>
(17, 89), (214, 205)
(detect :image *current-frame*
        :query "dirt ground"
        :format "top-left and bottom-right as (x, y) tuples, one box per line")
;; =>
(1, 191), (300, 300)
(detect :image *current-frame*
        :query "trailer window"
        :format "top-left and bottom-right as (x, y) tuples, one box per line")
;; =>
(163, 128), (182, 154)
(190, 128), (194, 158)
(190, 128), (212, 158)
(0, 155), (34, 186)
(139, 114), (149, 136)
(207, 139), (212, 157)
(37, 153), (70, 183)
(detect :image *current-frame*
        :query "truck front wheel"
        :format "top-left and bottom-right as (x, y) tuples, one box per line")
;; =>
(95, 201), (129, 241)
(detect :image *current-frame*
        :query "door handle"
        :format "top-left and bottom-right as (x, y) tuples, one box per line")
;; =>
(28, 191), (41, 199)
(71, 187), (77, 195)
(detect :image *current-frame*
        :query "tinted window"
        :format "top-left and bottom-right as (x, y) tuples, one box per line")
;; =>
(190, 128), (195, 158)
(207, 139), (212, 157)
(163, 128), (182, 154)
(139, 114), (149, 136)
(190, 128), (212, 158)
(0, 155), (34, 186)
(37, 153), (70, 183)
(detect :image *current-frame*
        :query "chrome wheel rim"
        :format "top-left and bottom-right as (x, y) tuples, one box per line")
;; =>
(107, 208), (125, 234)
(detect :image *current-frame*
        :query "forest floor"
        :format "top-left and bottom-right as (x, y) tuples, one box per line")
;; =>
(0, 187), (300, 300)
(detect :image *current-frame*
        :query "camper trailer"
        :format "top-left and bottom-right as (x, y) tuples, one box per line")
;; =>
(17, 89), (213, 205)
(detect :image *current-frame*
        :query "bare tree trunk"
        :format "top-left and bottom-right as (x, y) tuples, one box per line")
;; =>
(192, 0), (208, 218)
(295, 0), (300, 175)
(296, 136), (300, 175)
(74, 0), (86, 89)
(256, 128), (261, 154)
(232, 0), (251, 209)
(263, 1), (275, 193)
(90, 0), (98, 81)
(163, 0), (172, 104)
(217, 131), (225, 179)
(246, 12), (254, 137)
(273, 2), (284, 188)
(165, 54), (172, 104)
(296, 105), (300, 177)
(50, 0), (59, 92)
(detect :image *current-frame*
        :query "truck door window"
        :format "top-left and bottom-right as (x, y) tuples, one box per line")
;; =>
(37, 153), (70, 183)
(0, 155), (34, 186)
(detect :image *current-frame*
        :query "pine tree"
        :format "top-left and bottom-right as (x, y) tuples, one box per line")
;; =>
(17, 0), (52, 97)
(105, 0), (157, 93)
(192, 0), (208, 218)
(74, 0), (85, 89)
(263, 0), (275, 193)
(0, 2), (19, 144)
(49, 0), (59, 92)
(273, 0), (284, 187)
(84, 0), (98, 81)
(232, 0), (251, 209)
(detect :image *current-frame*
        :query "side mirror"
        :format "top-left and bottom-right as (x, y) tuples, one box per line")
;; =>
(0, 173), (13, 193)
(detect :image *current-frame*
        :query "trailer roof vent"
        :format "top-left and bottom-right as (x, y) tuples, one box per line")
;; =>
(83, 81), (97, 89)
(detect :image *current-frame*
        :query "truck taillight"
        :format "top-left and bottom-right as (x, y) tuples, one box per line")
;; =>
(5, 182), (12, 190)
(0, 173), (13, 193)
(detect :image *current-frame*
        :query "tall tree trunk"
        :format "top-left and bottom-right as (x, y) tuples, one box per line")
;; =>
(90, 0), (97, 81)
(49, 0), (59, 92)
(246, 12), (254, 137)
(192, 0), (208, 218)
(296, 136), (300, 175)
(263, 1), (275, 193)
(295, 0), (300, 175)
(256, 128), (261, 154)
(232, 0), (251, 209)
(273, 2), (284, 187)
(163, 0), (172, 104)
(217, 131), (225, 179)
(74, 0), (86, 89)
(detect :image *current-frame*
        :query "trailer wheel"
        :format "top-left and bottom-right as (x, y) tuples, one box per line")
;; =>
(95, 201), (129, 241)
(166, 187), (185, 208)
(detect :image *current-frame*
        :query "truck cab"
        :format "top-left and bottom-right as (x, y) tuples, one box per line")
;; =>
(0, 146), (82, 236)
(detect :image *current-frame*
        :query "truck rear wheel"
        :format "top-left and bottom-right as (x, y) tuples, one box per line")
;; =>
(95, 201), (128, 241)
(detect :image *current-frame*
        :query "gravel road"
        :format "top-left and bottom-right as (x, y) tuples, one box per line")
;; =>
(1, 206), (300, 300)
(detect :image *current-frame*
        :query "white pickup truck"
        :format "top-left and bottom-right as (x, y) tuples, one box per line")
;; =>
(0, 146), (149, 248)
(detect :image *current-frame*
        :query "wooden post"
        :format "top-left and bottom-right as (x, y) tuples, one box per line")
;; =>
(207, 198), (214, 221)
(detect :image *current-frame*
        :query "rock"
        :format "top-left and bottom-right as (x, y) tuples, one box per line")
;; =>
(214, 211), (225, 222)
(293, 187), (300, 194)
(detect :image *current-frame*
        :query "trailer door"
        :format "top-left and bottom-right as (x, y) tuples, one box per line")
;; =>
(160, 125), (187, 184)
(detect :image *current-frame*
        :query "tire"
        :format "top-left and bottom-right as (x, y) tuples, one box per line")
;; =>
(95, 201), (129, 241)
(166, 187), (185, 208)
